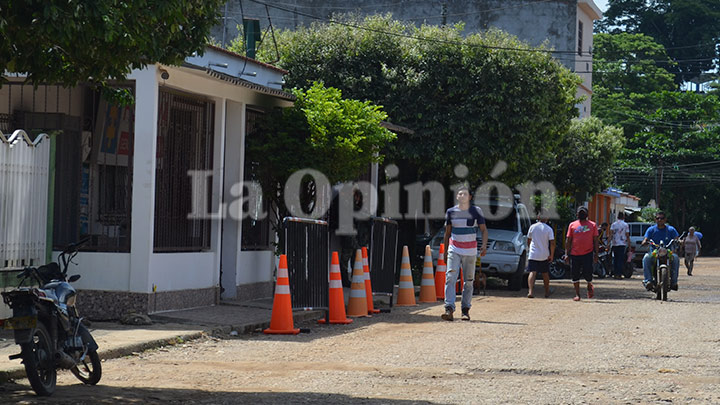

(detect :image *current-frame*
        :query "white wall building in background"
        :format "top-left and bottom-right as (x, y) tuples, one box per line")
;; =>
(0, 46), (293, 319)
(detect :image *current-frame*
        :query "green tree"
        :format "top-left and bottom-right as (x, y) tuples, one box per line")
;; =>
(248, 82), (395, 231)
(239, 15), (580, 186)
(549, 117), (625, 196)
(0, 0), (223, 90)
(593, 33), (676, 96)
(597, 0), (720, 84)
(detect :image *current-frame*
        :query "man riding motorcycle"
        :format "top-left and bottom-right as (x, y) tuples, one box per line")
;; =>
(641, 211), (680, 291)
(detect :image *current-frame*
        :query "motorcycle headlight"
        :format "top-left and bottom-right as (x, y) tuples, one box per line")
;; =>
(657, 247), (668, 257)
(494, 241), (515, 252)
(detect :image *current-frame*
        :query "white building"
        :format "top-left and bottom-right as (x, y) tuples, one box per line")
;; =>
(0, 46), (293, 319)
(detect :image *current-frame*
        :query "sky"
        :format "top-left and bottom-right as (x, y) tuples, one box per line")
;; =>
(595, 0), (609, 13)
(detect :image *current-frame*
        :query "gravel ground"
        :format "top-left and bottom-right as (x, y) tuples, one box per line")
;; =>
(2, 257), (720, 404)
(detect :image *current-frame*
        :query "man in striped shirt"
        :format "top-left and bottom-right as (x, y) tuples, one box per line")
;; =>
(442, 186), (488, 321)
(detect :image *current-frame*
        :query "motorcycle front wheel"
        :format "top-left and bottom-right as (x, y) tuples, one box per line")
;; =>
(71, 349), (102, 385)
(21, 322), (57, 396)
(660, 267), (669, 302)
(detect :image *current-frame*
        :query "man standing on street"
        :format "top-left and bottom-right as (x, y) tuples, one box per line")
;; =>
(609, 212), (631, 279)
(564, 206), (599, 301)
(442, 186), (488, 321)
(527, 208), (555, 298)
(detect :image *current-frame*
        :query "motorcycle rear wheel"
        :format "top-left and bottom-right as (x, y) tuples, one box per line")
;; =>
(21, 322), (57, 396)
(549, 261), (567, 279)
(660, 267), (669, 302)
(71, 349), (102, 385)
(594, 262), (606, 279)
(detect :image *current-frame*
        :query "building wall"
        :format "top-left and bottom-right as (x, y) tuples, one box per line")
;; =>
(216, 0), (578, 69)
(216, 0), (603, 117)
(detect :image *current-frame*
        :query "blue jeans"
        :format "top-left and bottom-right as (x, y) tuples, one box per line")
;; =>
(612, 246), (626, 277)
(445, 250), (476, 311)
(642, 252), (679, 285)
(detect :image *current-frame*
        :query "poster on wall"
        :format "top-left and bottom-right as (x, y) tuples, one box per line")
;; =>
(94, 99), (134, 166)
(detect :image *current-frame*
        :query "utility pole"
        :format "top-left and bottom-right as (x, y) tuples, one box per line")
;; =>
(656, 160), (664, 209)
(221, 2), (228, 48)
(441, 2), (447, 26)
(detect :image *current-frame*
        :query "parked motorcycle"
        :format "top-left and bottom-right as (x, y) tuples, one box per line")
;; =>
(647, 233), (684, 301)
(549, 248), (569, 279)
(1, 239), (101, 396)
(592, 245), (612, 279)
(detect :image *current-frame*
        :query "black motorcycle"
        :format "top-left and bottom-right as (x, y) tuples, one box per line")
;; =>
(549, 247), (569, 279)
(647, 234), (684, 302)
(592, 245), (612, 279)
(1, 239), (101, 396)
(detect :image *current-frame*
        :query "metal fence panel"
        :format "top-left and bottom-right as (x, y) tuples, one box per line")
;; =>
(283, 217), (329, 311)
(369, 217), (399, 305)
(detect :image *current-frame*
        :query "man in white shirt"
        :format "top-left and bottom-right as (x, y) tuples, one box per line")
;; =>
(608, 212), (631, 279)
(526, 208), (555, 298)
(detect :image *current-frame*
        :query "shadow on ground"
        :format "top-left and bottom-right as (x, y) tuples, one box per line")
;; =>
(0, 382), (439, 405)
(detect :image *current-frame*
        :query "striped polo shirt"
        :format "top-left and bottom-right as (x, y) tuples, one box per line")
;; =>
(445, 205), (485, 256)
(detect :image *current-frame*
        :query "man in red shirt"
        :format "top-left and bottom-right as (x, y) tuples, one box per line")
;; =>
(564, 206), (599, 301)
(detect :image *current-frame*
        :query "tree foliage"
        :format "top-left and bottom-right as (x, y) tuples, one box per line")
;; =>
(0, 0), (223, 89)
(593, 33), (676, 96)
(240, 15), (580, 186)
(597, 0), (720, 84)
(592, 34), (720, 252)
(248, 82), (395, 222)
(548, 117), (625, 195)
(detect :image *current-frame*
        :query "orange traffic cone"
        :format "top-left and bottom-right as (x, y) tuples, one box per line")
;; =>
(396, 246), (417, 306)
(435, 243), (446, 300)
(318, 251), (353, 325)
(264, 255), (300, 335)
(362, 247), (380, 314)
(419, 245), (436, 303)
(347, 249), (370, 317)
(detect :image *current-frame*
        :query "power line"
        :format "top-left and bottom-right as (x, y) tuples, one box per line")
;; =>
(245, 0), (587, 55)
(236, 2), (720, 66)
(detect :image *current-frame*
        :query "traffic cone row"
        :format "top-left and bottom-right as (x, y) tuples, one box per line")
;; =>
(268, 244), (451, 335)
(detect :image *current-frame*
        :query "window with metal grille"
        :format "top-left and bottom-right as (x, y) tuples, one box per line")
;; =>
(154, 90), (215, 252)
(578, 20), (584, 56)
(241, 108), (272, 250)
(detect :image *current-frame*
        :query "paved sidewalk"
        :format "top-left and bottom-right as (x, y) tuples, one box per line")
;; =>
(0, 298), (323, 382)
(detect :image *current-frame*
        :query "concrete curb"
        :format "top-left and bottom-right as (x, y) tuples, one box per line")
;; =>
(150, 309), (325, 335)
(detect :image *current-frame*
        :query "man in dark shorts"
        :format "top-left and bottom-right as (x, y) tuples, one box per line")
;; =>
(527, 208), (555, 298)
(564, 206), (599, 301)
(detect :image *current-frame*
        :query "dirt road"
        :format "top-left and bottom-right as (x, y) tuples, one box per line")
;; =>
(3, 258), (720, 404)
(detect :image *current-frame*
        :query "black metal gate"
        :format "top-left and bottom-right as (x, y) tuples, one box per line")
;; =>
(283, 217), (329, 311)
(369, 217), (399, 308)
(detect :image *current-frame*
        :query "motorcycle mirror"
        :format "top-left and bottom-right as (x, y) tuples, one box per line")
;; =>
(68, 274), (81, 282)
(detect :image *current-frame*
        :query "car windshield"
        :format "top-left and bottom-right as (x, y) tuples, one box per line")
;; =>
(484, 211), (518, 231)
(630, 223), (651, 236)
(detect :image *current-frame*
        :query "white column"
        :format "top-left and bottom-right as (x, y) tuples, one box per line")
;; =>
(128, 66), (159, 293)
(220, 100), (245, 299)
